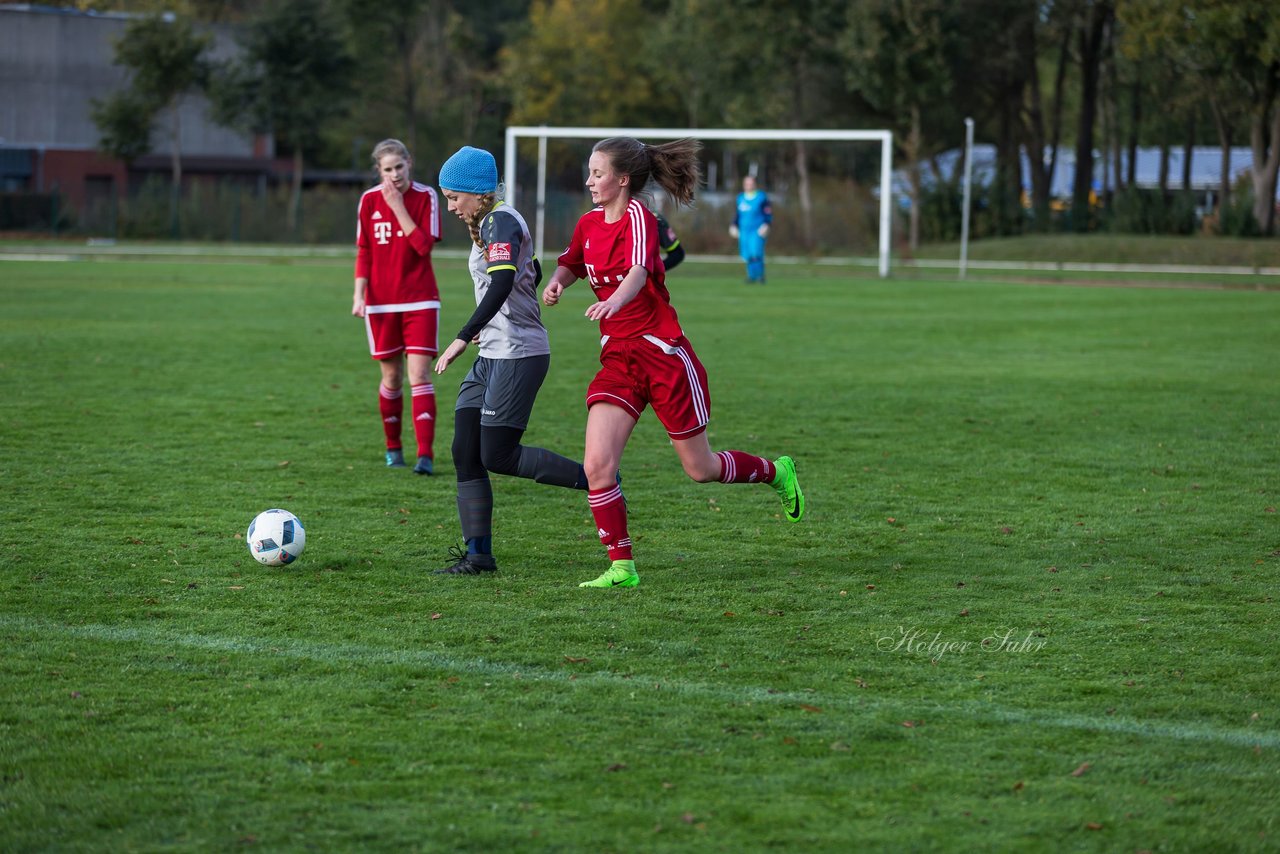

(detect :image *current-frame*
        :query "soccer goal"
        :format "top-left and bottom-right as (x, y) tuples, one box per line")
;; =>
(503, 126), (895, 278)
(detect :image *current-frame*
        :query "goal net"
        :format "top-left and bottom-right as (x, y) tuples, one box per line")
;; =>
(502, 126), (895, 277)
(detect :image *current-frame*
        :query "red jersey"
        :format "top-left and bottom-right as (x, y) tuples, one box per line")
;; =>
(557, 199), (683, 340)
(355, 182), (442, 310)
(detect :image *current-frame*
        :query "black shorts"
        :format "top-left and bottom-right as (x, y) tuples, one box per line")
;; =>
(455, 354), (550, 430)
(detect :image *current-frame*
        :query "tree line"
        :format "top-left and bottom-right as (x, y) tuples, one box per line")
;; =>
(85, 0), (1280, 242)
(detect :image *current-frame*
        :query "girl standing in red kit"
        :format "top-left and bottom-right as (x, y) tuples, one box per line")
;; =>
(353, 138), (441, 474)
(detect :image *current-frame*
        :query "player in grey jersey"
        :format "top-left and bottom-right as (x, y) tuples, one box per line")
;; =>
(431, 146), (590, 575)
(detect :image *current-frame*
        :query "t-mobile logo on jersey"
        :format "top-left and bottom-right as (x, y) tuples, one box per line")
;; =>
(374, 221), (393, 244)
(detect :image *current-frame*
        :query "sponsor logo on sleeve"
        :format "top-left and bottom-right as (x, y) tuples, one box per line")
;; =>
(488, 242), (512, 262)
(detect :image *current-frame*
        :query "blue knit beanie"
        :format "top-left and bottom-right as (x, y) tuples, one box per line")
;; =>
(439, 146), (498, 194)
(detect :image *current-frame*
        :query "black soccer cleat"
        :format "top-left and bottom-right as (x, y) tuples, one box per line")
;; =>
(433, 544), (497, 575)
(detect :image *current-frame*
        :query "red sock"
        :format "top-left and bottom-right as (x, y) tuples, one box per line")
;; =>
(588, 485), (632, 561)
(379, 384), (402, 450)
(410, 382), (436, 460)
(716, 450), (775, 484)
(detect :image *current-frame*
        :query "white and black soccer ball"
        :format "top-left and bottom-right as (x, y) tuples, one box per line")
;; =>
(246, 509), (306, 566)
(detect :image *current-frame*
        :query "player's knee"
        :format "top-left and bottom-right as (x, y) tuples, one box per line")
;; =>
(479, 428), (523, 476)
(452, 411), (486, 480)
(583, 456), (617, 486)
(480, 443), (521, 476)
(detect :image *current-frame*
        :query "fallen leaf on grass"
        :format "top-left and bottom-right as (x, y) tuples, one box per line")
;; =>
(606, 763), (627, 772)
(799, 704), (823, 713)
(1012, 780), (1024, 792)
(901, 720), (920, 728)
(227, 586), (244, 590)
(564, 656), (590, 663)
(430, 613), (442, 620)
(1071, 762), (1091, 777)
(1085, 822), (1103, 830)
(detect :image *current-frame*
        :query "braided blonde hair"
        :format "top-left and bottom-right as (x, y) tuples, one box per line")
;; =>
(460, 193), (498, 248)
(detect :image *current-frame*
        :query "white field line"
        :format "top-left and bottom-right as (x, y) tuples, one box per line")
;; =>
(4, 614), (1276, 750)
(0, 253), (79, 262)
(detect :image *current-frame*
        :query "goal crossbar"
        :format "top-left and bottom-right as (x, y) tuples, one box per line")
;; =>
(503, 126), (894, 278)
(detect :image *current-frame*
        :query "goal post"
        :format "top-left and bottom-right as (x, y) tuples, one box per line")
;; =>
(503, 126), (895, 278)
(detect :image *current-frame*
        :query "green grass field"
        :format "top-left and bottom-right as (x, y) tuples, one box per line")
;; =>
(2, 251), (1278, 851)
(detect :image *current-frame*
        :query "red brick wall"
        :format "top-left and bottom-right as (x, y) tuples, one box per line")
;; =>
(40, 149), (128, 209)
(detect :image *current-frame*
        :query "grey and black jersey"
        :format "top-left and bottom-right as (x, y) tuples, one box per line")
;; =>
(468, 203), (551, 360)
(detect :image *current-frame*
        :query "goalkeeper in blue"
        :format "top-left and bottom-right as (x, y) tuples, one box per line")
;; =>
(729, 174), (772, 283)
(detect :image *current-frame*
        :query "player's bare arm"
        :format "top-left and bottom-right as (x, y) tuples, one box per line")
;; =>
(584, 264), (646, 321)
(542, 266), (578, 306)
(352, 276), (368, 317)
(433, 338), (469, 375)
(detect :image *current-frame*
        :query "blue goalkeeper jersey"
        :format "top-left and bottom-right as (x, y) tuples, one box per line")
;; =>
(733, 190), (772, 233)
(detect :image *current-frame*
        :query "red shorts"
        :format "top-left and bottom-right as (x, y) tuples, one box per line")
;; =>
(587, 334), (710, 439)
(364, 306), (439, 360)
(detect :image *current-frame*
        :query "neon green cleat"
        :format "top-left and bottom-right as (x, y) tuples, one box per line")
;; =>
(579, 560), (639, 588)
(771, 456), (805, 523)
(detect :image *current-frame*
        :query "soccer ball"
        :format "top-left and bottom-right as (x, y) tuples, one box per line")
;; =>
(246, 509), (306, 566)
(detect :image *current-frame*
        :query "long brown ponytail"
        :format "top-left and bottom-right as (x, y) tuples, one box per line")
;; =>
(592, 137), (702, 207)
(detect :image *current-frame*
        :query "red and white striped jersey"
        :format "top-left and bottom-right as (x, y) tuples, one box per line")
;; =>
(355, 182), (441, 310)
(557, 199), (683, 340)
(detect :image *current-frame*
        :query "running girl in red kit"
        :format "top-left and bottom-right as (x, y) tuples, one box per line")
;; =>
(353, 138), (441, 474)
(542, 136), (805, 589)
